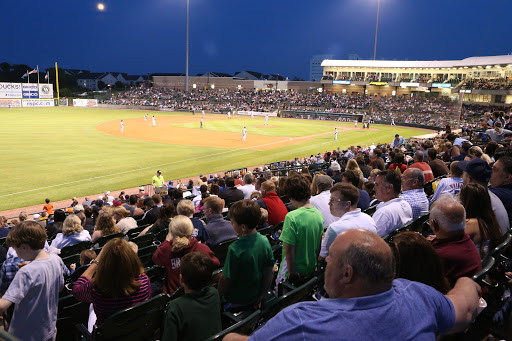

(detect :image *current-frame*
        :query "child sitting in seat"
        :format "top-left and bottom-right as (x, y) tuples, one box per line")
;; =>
(218, 200), (274, 309)
(162, 252), (222, 341)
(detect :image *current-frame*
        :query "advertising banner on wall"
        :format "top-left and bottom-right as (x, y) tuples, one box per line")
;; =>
(22, 99), (54, 107)
(0, 99), (22, 107)
(22, 84), (39, 98)
(237, 111), (278, 117)
(400, 82), (420, 87)
(333, 80), (351, 85)
(432, 83), (452, 88)
(0, 83), (22, 98)
(38, 84), (54, 98)
(73, 99), (98, 107)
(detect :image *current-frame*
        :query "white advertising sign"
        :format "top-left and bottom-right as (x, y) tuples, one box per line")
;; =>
(38, 84), (54, 98)
(22, 83), (39, 98)
(73, 99), (98, 107)
(399, 82), (420, 87)
(0, 99), (22, 107)
(237, 111), (278, 117)
(0, 82), (22, 98)
(22, 99), (54, 107)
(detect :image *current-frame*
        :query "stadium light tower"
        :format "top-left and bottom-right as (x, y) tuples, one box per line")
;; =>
(373, 0), (380, 60)
(185, 0), (190, 92)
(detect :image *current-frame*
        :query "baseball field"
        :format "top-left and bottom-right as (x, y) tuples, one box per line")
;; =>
(0, 107), (432, 211)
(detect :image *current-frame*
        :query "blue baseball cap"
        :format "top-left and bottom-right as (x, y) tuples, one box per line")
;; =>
(457, 158), (492, 183)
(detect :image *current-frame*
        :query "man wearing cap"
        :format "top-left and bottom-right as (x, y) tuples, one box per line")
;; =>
(489, 156), (512, 221)
(319, 183), (376, 259)
(458, 158), (509, 234)
(310, 175), (338, 229)
(152, 170), (165, 194)
(330, 162), (343, 183)
(390, 134), (405, 149)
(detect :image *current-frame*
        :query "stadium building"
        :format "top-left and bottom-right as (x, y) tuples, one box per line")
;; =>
(320, 55), (512, 106)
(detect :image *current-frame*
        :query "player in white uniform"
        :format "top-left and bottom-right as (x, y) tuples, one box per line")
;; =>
(152, 116), (156, 127)
(251, 112), (254, 119)
(354, 119), (358, 128)
(265, 114), (269, 125)
(334, 128), (338, 141)
(144, 114), (148, 121)
(200, 117), (203, 128)
(120, 120), (124, 133)
(202, 111), (205, 119)
(391, 118), (396, 126)
(228, 111), (231, 119)
(242, 127), (247, 141)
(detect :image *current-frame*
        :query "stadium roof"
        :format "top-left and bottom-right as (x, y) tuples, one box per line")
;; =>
(321, 55), (512, 69)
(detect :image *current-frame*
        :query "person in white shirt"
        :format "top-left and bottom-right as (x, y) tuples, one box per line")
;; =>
(144, 114), (148, 121)
(390, 134), (405, 149)
(431, 161), (464, 202)
(334, 128), (338, 141)
(242, 127), (247, 141)
(319, 183), (377, 259)
(120, 120), (123, 133)
(152, 115), (156, 127)
(310, 175), (338, 229)
(239, 173), (256, 199)
(372, 170), (413, 237)
(399, 168), (429, 220)
(265, 114), (269, 125)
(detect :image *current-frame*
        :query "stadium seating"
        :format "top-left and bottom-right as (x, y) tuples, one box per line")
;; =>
(93, 232), (125, 248)
(60, 240), (92, 258)
(205, 310), (262, 341)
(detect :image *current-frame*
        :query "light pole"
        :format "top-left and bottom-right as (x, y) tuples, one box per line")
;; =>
(373, 0), (380, 61)
(185, 0), (189, 91)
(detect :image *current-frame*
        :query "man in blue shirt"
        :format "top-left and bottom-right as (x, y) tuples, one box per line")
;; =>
(224, 229), (481, 341)
(390, 134), (405, 148)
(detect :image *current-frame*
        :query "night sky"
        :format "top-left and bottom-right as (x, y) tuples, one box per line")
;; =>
(2, 0), (511, 80)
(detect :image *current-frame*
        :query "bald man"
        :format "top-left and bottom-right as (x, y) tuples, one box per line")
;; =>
(225, 229), (481, 341)
(430, 196), (482, 286)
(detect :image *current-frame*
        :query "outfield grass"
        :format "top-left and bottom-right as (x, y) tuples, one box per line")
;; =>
(0, 107), (429, 211)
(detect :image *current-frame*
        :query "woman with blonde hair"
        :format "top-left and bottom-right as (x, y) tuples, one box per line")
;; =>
(18, 212), (28, 222)
(91, 212), (120, 242)
(484, 121), (512, 142)
(346, 159), (365, 181)
(50, 214), (91, 249)
(72, 238), (151, 325)
(467, 146), (492, 164)
(112, 206), (137, 234)
(152, 215), (219, 294)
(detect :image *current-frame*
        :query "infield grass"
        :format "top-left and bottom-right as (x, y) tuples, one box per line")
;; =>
(0, 107), (430, 211)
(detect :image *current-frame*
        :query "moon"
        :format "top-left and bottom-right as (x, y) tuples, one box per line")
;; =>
(97, 3), (105, 11)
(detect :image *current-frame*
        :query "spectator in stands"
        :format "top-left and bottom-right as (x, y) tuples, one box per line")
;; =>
(91, 212), (120, 243)
(256, 181), (288, 226)
(483, 121), (512, 142)
(276, 174), (323, 284)
(356, 155), (371, 179)
(0, 216), (10, 238)
(112, 206), (137, 234)
(345, 159), (365, 182)
(239, 173), (256, 199)
(363, 181), (379, 206)
(254, 177), (266, 193)
(429, 196), (482, 285)
(453, 141), (471, 161)
(219, 177), (244, 207)
(467, 146), (492, 164)
(218, 200), (274, 308)
(370, 148), (385, 170)
(310, 175), (338, 228)
(79, 249), (97, 266)
(388, 153), (408, 173)
(147, 203), (177, 236)
(372, 170), (413, 237)
(137, 197), (159, 227)
(459, 158), (509, 234)
(177, 200), (207, 243)
(152, 215), (219, 294)
(50, 215), (91, 250)
(162, 252), (221, 341)
(431, 161), (464, 201)
(485, 141), (499, 162)
(330, 161), (343, 183)
(460, 183), (503, 258)
(399, 168), (429, 220)
(227, 229), (481, 341)
(427, 148), (450, 178)
(203, 196), (237, 248)
(390, 134), (405, 148)
(342, 170), (371, 210)
(489, 156), (512, 221)
(83, 207), (95, 234)
(390, 232), (451, 294)
(319, 183), (376, 259)
(43, 198), (54, 215)
(122, 195), (145, 219)
(72, 238), (151, 325)
(408, 151), (434, 182)
(46, 209), (66, 238)
(0, 221), (66, 341)
(18, 212), (27, 222)
(152, 170), (165, 194)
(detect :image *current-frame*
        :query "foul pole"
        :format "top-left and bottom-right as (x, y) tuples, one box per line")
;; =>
(55, 62), (60, 106)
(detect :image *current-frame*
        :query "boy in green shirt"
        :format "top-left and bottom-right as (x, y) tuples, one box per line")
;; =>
(162, 252), (221, 341)
(218, 200), (274, 308)
(277, 174), (324, 285)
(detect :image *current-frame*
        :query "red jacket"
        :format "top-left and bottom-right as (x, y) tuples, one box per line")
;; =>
(152, 238), (220, 294)
(259, 191), (288, 226)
